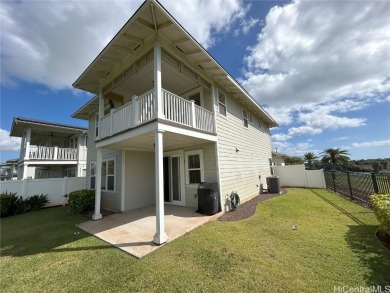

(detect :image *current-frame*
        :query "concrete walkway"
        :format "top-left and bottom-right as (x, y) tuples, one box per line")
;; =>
(77, 205), (222, 258)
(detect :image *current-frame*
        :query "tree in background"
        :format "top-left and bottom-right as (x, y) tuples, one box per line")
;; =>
(284, 155), (304, 165)
(303, 152), (318, 167)
(321, 148), (350, 169)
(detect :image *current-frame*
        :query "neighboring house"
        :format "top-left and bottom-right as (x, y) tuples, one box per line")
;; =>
(71, 0), (278, 244)
(10, 117), (88, 180)
(272, 152), (286, 166)
(0, 159), (18, 181)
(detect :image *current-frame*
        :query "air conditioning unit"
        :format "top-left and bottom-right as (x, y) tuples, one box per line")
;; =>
(266, 176), (281, 194)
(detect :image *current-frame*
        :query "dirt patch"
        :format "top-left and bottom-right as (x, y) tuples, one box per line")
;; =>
(218, 189), (287, 221)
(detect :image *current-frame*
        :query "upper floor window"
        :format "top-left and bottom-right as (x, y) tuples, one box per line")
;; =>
(70, 137), (78, 149)
(243, 109), (249, 128)
(218, 90), (227, 116)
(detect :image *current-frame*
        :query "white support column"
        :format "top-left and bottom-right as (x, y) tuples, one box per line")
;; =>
(109, 109), (114, 136)
(153, 130), (168, 245)
(98, 88), (104, 139)
(19, 135), (26, 161)
(121, 149), (125, 212)
(54, 146), (59, 160)
(24, 128), (31, 160)
(190, 100), (196, 128)
(92, 148), (103, 220)
(154, 42), (165, 119)
(22, 164), (29, 180)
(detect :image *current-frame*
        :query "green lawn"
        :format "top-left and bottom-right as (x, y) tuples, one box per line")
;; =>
(1, 188), (389, 292)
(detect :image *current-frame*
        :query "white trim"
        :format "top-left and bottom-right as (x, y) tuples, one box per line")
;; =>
(184, 149), (204, 185)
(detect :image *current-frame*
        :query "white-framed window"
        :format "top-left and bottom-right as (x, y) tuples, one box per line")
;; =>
(258, 120), (263, 131)
(185, 150), (204, 185)
(70, 137), (78, 149)
(95, 114), (99, 138)
(65, 169), (76, 177)
(243, 109), (249, 128)
(90, 158), (116, 191)
(90, 162), (96, 189)
(218, 90), (227, 116)
(185, 87), (204, 107)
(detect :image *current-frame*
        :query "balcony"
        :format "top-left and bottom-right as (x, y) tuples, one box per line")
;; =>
(99, 89), (215, 140)
(28, 146), (78, 161)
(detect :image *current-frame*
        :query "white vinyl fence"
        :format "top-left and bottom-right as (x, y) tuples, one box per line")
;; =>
(0, 177), (87, 207)
(272, 165), (326, 188)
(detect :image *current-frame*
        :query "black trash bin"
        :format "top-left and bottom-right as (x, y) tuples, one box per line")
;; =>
(197, 182), (221, 215)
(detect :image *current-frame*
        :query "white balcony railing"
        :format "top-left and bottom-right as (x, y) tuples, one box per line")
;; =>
(98, 88), (215, 139)
(29, 146), (78, 161)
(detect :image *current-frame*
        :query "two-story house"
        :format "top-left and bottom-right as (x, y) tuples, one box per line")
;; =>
(10, 117), (88, 179)
(72, 0), (278, 244)
(0, 159), (18, 181)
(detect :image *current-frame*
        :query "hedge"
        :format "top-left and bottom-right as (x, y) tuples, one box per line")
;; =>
(370, 194), (390, 235)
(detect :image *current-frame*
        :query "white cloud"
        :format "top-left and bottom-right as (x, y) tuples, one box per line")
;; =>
(287, 126), (322, 136)
(272, 141), (314, 157)
(351, 140), (390, 148)
(241, 17), (260, 34)
(1, 0), (248, 90)
(329, 136), (350, 142)
(240, 0), (390, 135)
(272, 133), (291, 142)
(264, 106), (295, 125)
(0, 129), (21, 152)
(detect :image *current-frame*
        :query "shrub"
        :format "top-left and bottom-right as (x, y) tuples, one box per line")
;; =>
(0, 192), (18, 217)
(68, 189), (95, 214)
(25, 194), (49, 211)
(0, 192), (49, 217)
(370, 194), (390, 235)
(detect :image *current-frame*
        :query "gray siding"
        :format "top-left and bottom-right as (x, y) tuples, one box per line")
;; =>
(124, 150), (155, 211)
(215, 89), (272, 209)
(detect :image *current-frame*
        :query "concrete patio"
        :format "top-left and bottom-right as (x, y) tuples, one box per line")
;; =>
(77, 205), (222, 258)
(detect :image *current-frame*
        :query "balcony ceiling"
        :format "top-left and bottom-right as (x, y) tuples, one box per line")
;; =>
(106, 130), (214, 152)
(72, 0), (278, 127)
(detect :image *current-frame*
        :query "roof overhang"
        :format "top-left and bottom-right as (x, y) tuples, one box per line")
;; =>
(71, 95), (99, 120)
(72, 0), (278, 127)
(10, 117), (88, 138)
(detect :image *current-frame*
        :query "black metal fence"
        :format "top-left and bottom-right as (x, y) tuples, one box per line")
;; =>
(323, 170), (390, 202)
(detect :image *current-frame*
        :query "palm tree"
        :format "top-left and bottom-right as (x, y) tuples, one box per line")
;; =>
(303, 152), (318, 167)
(321, 148), (350, 169)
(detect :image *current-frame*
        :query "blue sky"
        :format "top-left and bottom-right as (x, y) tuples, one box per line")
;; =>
(1, 0), (390, 162)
